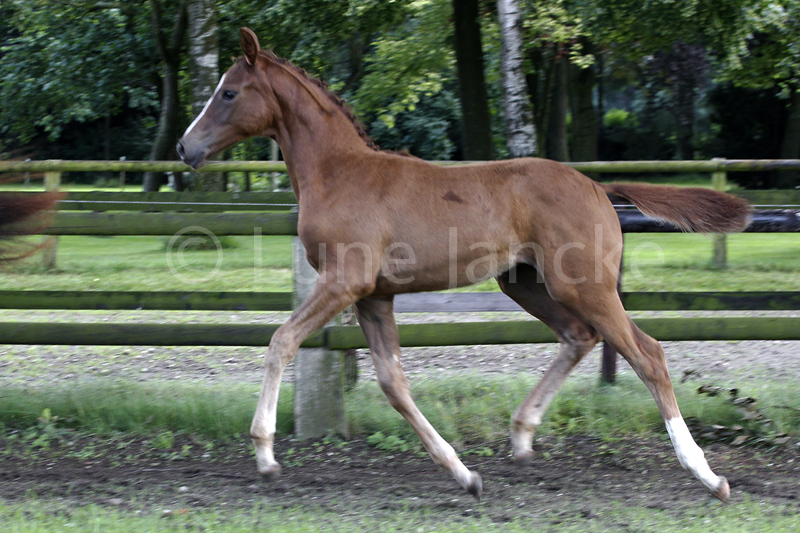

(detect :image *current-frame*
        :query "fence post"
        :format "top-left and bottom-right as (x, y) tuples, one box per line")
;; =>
(291, 236), (348, 440)
(711, 158), (727, 269)
(119, 156), (126, 190)
(270, 139), (280, 191)
(41, 171), (61, 269)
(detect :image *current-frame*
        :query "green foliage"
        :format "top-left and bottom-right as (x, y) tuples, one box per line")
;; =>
(366, 88), (460, 158)
(0, 0), (795, 181)
(719, 1), (800, 95)
(354, 0), (454, 131)
(366, 431), (415, 453)
(522, 0), (594, 66)
(0, 1), (155, 146)
(150, 430), (176, 450)
(587, 0), (750, 57)
(602, 108), (634, 128)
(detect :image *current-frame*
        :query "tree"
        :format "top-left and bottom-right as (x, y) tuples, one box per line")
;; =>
(496, 0), (536, 157)
(143, 0), (189, 192)
(584, 0), (751, 162)
(186, 0), (223, 192)
(521, 0), (593, 161)
(0, 1), (153, 150)
(643, 42), (710, 161)
(354, 0), (456, 147)
(568, 38), (598, 162)
(453, 0), (494, 160)
(719, 1), (800, 187)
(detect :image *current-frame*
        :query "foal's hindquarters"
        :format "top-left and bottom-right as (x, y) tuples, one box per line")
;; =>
(496, 205), (730, 502)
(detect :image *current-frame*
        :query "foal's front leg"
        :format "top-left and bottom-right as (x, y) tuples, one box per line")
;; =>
(354, 296), (483, 499)
(251, 280), (361, 480)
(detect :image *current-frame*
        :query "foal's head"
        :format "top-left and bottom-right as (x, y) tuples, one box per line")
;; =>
(178, 28), (289, 169)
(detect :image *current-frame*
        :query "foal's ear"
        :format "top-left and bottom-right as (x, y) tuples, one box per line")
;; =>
(240, 27), (260, 66)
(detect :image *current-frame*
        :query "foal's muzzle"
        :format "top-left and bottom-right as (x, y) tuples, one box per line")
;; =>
(176, 141), (206, 170)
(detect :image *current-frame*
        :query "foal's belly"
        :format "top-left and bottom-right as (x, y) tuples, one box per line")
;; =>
(371, 247), (517, 296)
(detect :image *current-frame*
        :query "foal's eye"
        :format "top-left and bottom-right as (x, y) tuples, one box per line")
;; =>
(222, 90), (237, 101)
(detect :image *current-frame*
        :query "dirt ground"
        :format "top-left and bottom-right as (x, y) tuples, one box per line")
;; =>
(1, 310), (800, 526)
(1, 431), (799, 527)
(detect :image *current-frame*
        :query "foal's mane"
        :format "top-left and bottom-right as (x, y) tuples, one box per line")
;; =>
(256, 50), (380, 152)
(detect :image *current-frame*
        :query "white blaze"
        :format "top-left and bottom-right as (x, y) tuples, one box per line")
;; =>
(183, 73), (227, 137)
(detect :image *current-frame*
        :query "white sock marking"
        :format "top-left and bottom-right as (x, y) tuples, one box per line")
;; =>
(665, 417), (721, 492)
(183, 73), (227, 137)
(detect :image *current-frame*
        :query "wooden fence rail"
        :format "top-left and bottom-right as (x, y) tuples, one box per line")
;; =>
(1, 317), (799, 348)
(5, 189), (800, 210)
(9, 209), (793, 236)
(1, 290), (799, 312)
(4, 158), (800, 174)
(0, 208), (795, 236)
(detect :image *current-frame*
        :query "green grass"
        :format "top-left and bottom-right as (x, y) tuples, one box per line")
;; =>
(1, 489), (799, 532)
(0, 235), (293, 292)
(622, 233), (800, 291)
(2, 374), (796, 446)
(0, 381), (291, 439)
(1, 231), (797, 293)
(347, 374), (800, 448)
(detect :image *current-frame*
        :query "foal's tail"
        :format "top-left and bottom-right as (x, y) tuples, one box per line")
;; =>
(601, 182), (752, 234)
(0, 192), (62, 260)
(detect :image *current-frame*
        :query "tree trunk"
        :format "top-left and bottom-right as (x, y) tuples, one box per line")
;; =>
(187, 0), (225, 192)
(675, 102), (695, 161)
(103, 115), (112, 182)
(143, 0), (188, 192)
(452, 0), (493, 161)
(525, 48), (553, 155)
(778, 89), (800, 188)
(143, 62), (181, 191)
(496, 0), (536, 157)
(342, 32), (365, 94)
(596, 52), (605, 126)
(546, 56), (569, 162)
(569, 61), (598, 162)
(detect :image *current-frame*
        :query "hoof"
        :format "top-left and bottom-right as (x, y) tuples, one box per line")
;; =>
(712, 476), (730, 502)
(465, 472), (483, 501)
(259, 464), (282, 483)
(512, 451), (533, 467)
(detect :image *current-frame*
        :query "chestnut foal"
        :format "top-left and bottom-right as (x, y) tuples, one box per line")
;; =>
(0, 192), (62, 260)
(178, 28), (751, 501)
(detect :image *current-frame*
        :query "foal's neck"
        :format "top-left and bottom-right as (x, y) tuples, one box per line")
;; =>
(268, 67), (371, 199)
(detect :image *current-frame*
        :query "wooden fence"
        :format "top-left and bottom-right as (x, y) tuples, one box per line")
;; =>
(1, 159), (799, 437)
(1, 158), (798, 345)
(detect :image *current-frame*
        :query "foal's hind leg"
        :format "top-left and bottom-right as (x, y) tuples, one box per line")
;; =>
(555, 287), (730, 501)
(497, 266), (601, 464)
(354, 296), (483, 499)
(601, 311), (729, 500)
